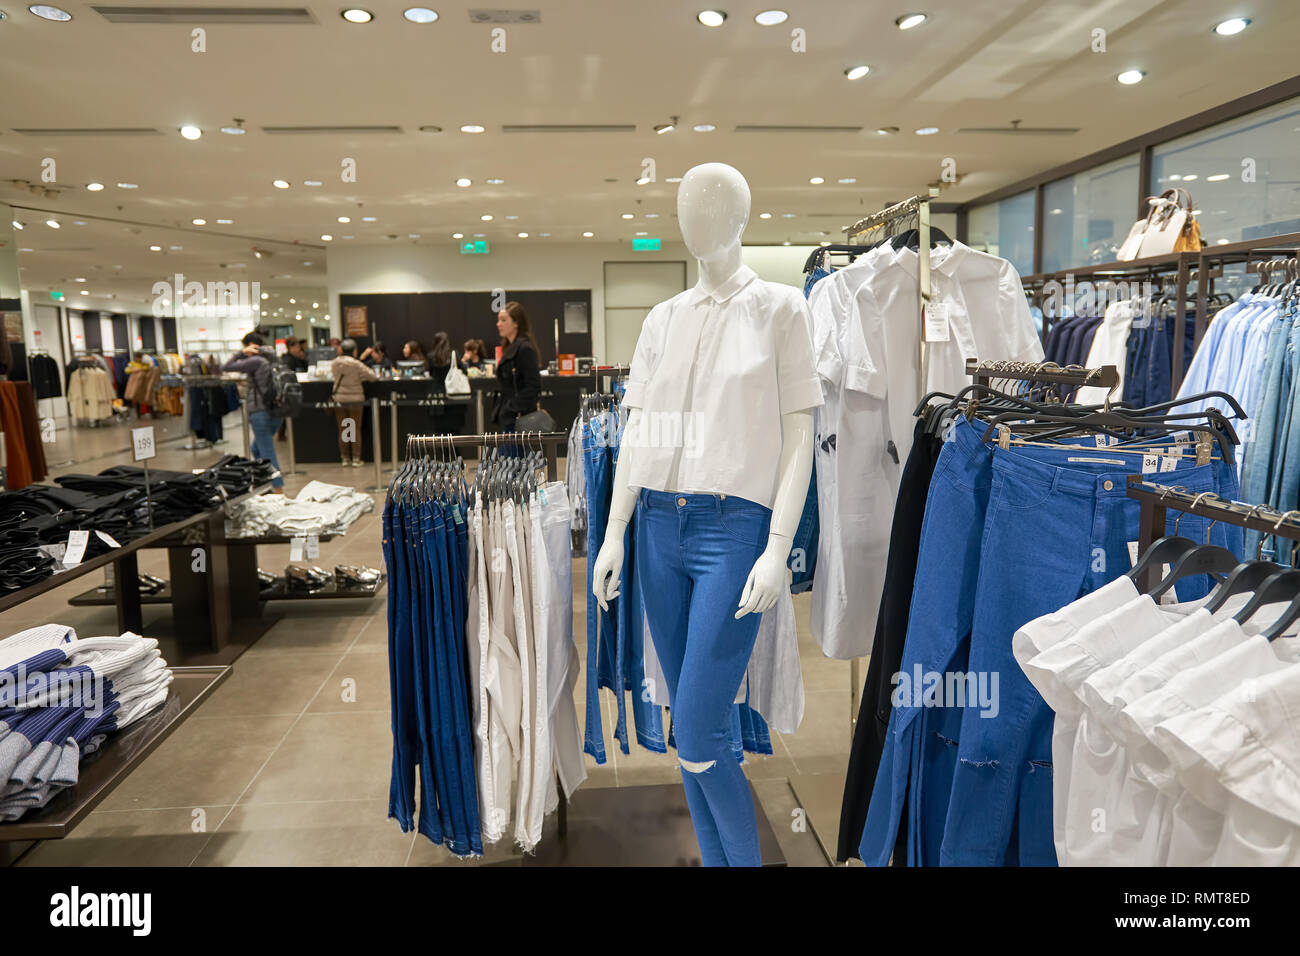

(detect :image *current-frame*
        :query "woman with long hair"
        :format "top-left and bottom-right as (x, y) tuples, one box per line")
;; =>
(490, 301), (541, 431)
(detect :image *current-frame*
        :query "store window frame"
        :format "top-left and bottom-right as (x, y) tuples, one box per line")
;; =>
(955, 74), (1300, 275)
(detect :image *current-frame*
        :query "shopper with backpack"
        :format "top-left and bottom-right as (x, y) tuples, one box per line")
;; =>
(223, 332), (286, 492)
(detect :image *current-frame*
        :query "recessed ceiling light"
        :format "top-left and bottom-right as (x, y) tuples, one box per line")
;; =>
(1168, 174), (1183, 181)
(341, 8), (372, 23)
(505, 215), (519, 220)
(621, 213), (635, 219)
(697, 9), (726, 27)
(759, 212), (772, 219)
(481, 214), (493, 221)
(456, 177), (472, 187)
(895, 12), (927, 29)
(693, 124), (716, 132)
(1117, 69), (1146, 85)
(782, 213), (796, 218)
(486, 178), (505, 184)
(273, 179), (290, 189)
(289, 298), (296, 304)
(1207, 173), (1230, 182)
(216, 218), (233, 224)
(86, 182), (104, 191)
(646, 213), (660, 218)
(876, 126), (899, 135)
(179, 125), (202, 140)
(844, 65), (871, 80)
(408, 233), (420, 239)
(1182, 174), (1198, 181)
(636, 176), (651, 185)
(915, 126), (940, 135)
(362, 216), (376, 221)
(452, 232), (464, 239)
(303, 180), (323, 187)
(635, 231), (648, 236)
(74, 277), (84, 282)
(654, 123), (675, 134)
(220, 125), (246, 135)
(261, 292), (269, 299)
(473, 233), (485, 238)
(313, 302), (319, 308)
(583, 231), (594, 238)
(10, 221), (21, 230)
(517, 232), (529, 238)
(838, 177), (857, 184)
(116, 182), (138, 189)
(28, 5), (71, 21)
(1213, 17), (1250, 35)
(45, 219), (59, 228)
(754, 9), (787, 25)
(403, 6), (438, 22)
(192, 218), (206, 225)
(460, 124), (485, 134)
(169, 245), (183, 251)
(665, 177), (683, 183)
(338, 216), (351, 223)
(809, 177), (825, 184)
(321, 234), (333, 241)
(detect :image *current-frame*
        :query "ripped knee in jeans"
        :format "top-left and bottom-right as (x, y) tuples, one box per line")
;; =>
(679, 758), (716, 774)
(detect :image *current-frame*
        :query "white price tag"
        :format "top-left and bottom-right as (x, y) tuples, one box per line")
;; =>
(305, 534), (320, 560)
(1160, 455), (1178, 473)
(1142, 453), (1159, 474)
(131, 426), (157, 462)
(290, 536), (305, 562)
(64, 530), (90, 567)
(95, 530), (121, 549)
(923, 302), (950, 343)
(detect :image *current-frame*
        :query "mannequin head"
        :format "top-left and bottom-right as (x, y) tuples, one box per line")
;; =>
(676, 163), (750, 262)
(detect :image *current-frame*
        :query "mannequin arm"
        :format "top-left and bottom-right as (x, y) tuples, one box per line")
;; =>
(591, 408), (642, 611)
(736, 408), (813, 618)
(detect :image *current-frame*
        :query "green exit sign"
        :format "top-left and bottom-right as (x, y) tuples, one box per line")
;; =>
(632, 237), (661, 251)
(460, 240), (491, 255)
(50, 290), (64, 301)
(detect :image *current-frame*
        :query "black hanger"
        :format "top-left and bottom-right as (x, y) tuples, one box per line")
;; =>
(1202, 508), (1285, 613)
(1147, 539), (1239, 600)
(1129, 491), (1203, 587)
(1233, 569), (1300, 625)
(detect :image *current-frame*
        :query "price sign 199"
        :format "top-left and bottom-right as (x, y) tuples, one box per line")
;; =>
(131, 426), (157, 462)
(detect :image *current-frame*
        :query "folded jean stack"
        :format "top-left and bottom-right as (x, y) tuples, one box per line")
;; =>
(225, 480), (374, 538)
(0, 455), (275, 596)
(0, 625), (173, 821)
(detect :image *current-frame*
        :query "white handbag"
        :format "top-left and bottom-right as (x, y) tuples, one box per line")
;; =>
(443, 364), (471, 395)
(1115, 219), (1148, 261)
(1135, 189), (1191, 258)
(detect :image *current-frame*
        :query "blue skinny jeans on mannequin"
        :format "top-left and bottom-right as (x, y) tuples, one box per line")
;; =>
(635, 489), (770, 866)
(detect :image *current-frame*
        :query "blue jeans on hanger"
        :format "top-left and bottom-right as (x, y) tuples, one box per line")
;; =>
(636, 489), (771, 867)
(583, 424), (617, 762)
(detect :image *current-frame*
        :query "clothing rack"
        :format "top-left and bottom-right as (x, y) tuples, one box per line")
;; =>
(1127, 476), (1300, 592)
(403, 429), (570, 843)
(965, 359), (1120, 391)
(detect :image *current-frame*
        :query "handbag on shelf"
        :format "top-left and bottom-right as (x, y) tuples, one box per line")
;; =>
(1124, 188), (1203, 259)
(443, 363), (470, 395)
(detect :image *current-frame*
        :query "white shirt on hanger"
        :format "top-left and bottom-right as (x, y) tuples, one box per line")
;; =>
(1078, 300), (1136, 404)
(622, 265), (824, 509)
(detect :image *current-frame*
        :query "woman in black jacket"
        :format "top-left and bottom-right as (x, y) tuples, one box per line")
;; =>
(490, 301), (541, 430)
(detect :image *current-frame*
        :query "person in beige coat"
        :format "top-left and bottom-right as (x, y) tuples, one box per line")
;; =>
(331, 338), (377, 466)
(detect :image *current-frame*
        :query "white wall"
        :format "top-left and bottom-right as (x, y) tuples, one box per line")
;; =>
(327, 241), (696, 363)
(743, 245), (820, 288)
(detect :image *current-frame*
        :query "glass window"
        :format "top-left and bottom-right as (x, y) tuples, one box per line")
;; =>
(1151, 95), (1300, 245)
(1042, 154), (1140, 271)
(966, 190), (1035, 277)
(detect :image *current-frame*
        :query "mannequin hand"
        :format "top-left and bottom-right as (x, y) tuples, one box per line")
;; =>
(592, 528), (626, 611)
(736, 544), (788, 619)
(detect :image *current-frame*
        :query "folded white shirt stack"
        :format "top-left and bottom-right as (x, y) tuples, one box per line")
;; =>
(225, 480), (375, 537)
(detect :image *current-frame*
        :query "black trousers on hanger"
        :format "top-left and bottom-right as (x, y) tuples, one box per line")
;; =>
(837, 414), (943, 863)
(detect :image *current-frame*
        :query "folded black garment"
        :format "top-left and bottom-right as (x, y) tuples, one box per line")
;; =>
(0, 547), (56, 593)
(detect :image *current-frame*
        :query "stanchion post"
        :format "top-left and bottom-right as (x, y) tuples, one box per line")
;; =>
(389, 398), (399, 474)
(367, 396), (384, 491)
(282, 415), (300, 476)
(241, 398), (252, 460)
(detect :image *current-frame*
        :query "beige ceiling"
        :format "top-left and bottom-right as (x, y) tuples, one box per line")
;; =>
(2, 0), (1298, 304)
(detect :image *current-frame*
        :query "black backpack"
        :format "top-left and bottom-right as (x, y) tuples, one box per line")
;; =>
(263, 364), (303, 417)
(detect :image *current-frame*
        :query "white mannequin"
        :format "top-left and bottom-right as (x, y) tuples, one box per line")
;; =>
(592, 162), (815, 620)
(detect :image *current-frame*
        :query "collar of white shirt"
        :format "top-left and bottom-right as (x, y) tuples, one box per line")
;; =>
(887, 240), (971, 279)
(687, 264), (759, 306)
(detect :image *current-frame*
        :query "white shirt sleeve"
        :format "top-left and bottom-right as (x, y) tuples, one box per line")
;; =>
(777, 292), (825, 415)
(998, 260), (1045, 362)
(622, 302), (665, 409)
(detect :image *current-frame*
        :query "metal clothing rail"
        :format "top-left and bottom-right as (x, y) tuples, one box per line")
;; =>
(1127, 476), (1300, 592)
(966, 359), (1120, 390)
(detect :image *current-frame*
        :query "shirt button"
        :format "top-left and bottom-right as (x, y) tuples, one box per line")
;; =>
(1103, 480), (1114, 491)
(677, 497), (687, 506)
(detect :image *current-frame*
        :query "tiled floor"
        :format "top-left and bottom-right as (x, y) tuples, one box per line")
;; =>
(14, 415), (854, 867)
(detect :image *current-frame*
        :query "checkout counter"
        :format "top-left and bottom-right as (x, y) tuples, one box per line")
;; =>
(288, 371), (596, 464)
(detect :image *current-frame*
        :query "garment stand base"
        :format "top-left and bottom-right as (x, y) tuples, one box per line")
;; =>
(787, 772), (843, 866)
(515, 782), (786, 867)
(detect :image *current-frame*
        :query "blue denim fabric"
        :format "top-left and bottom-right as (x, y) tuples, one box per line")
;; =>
(1273, 313), (1300, 547)
(1265, 313), (1300, 538)
(636, 489), (772, 866)
(248, 409), (284, 488)
(583, 421), (617, 762)
(408, 503), (452, 845)
(788, 465), (819, 594)
(440, 499), (482, 852)
(736, 702), (773, 755)
(804, 265), (832, 298)
(1242, 314), (1290, 556)
(942, 446), (1240, 867)
(861, 418), (1242, 866)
